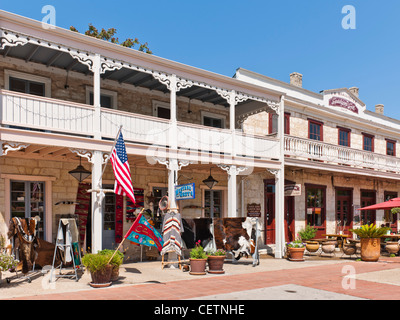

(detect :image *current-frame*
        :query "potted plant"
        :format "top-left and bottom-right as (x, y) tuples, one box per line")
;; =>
(82, 253), (113, 287)
(98, 249), (124, 281)
(189, 240), (208, 275)
(286, 239), (305, 261)
(350, 224), (390, 262)
(0, 254), (19, 281)
(298, 224), (318, 253)
(206, 249), (226, 274)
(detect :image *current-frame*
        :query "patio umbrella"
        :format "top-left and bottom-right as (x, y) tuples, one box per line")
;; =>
(358, 197), (400, 211)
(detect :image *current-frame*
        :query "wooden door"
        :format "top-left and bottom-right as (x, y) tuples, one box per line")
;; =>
(384, 192), (398, 233)
(336, 188), (353, 234)
(285, 196), (295, 242)
(265, 185), (275, 245)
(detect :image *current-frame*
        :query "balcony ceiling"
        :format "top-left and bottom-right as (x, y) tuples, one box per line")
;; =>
(1, 42), (231, 107)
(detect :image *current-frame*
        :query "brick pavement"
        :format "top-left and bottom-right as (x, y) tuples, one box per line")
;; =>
(8, 257), (400, 301)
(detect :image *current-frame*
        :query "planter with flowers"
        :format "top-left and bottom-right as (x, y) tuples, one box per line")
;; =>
(206, 249), (226, 274)
(286, 240), (305, 261)
(0, 254), (19, 282)
(189, 240), (208, 275)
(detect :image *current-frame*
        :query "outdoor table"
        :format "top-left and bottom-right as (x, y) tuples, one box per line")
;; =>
(380, 234), (400, 241)
(322, 234), (350, 248)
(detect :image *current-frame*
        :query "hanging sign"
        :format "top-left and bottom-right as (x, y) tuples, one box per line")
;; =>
(247, 203), (261, 217)
(175, 183), (195, 200)
(285, 184), (301, 196)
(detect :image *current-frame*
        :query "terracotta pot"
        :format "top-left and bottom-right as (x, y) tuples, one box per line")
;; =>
(207, 256), (225, 274)
(321, 241), (337, 254)
(189, 258), (207, 275)
(110, 265), (120, 281)
(90, 264), (113, 286)
(342, 244), (357, 256)
(385, 241), (399, 255)
(287, 247), (305, 261)
(360, 238), (381, 262)
(305, 241), (320, 253)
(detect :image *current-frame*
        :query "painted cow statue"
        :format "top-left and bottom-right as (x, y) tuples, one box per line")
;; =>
(182, 217), (261, 266)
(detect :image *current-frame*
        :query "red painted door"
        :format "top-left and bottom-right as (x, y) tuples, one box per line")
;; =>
(265, 185), (275, 245)
(285, 196), (295, 242)
(336, 188), (353, 234)
(384, 192), (398, 233)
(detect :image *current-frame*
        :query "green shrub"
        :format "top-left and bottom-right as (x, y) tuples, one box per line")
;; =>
(82, 253), (110, 274)
(298, 224), (317, 241)
(98, 249), (124, 267)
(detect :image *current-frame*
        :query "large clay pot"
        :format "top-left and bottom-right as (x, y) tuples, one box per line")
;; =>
(207, 256), (225, 274)
(287, 247), (305, 261)
(321, 241), (337, 255)
(342, 244), (357, 256)
(189, 258), (207, 275)
(90, 264), (113, 287)
(305, 241), (320, 253)
(360, 238), (381, 262)
(385, 241), (399, 255)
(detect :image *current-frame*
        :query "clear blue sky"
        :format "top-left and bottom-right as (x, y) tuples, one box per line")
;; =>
(2, 1), (400, 119)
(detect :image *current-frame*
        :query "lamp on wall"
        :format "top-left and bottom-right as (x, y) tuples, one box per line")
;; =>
(202, 168), (218, 189)
(69, 157), (91, 182)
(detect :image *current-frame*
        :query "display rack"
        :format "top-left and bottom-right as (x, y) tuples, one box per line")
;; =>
(49, 218), (82, 282)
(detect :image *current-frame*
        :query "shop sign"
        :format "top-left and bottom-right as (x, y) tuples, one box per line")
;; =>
(329, 97), (359, 114)
(175, 183), (195, 200)
(247, 203), (261, 217)
(284, 184), (301, 196)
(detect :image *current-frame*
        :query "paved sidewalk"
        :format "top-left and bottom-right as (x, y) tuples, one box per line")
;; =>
(2, 255), (400, 300)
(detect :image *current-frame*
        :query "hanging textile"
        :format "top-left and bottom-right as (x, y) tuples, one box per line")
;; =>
(161, 210), (184, 256)
(73, 182), (91, 248)
(115, 195), (124, 244)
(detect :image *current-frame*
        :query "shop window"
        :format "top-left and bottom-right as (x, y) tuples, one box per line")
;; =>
(386, 139), (396, 156)
(10, 181), (45, 239)
(306, 185), (325, 228)
(204, 190), (222, 218)
(360, 190), (376, 225)
(363, 133), (374, 152)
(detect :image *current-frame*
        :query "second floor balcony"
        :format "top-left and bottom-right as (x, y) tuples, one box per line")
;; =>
(284, 135), (400, 176)
(0, 89), (281, 168)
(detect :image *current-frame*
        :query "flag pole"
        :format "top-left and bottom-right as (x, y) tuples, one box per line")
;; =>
(107, 207), (144, 264)
(100, 125), (123, 182)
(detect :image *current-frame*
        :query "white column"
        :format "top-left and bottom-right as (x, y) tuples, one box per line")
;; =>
(168, 75), (178, 209)
(93, 54), (101, 140)
(228, 166), (238, 218)
(91, 151), (103, 253)
(91, 53), (103, 252)
(274, 95), (286, 258)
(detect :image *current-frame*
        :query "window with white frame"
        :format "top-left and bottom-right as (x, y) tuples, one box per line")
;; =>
(152, 100), (170, 119)
(86, 86), (118, 109)
(5, 69), (51, 97)
(201, 111), (226, 129)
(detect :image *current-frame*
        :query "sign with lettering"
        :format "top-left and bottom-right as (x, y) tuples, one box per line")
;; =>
(247, 203), (261, 217)
(329, 97), (358, 114)
(284, 184), (301, 196)
(175, 183), (195, 200)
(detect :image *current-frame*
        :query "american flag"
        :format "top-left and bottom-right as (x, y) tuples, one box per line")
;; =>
(110, 132), (136, 204)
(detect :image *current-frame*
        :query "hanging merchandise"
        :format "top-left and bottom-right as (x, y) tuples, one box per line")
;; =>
(6, 216), (41, 283)
(161, 209), (184, 257)
(50, 218), (82, 282)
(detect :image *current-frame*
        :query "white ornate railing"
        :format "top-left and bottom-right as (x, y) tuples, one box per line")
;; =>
(284, 135), (400, 173)
(0, 90), (280, 161)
